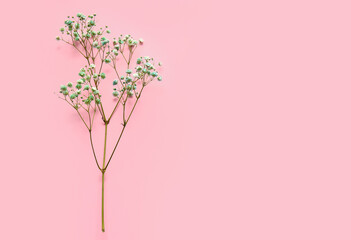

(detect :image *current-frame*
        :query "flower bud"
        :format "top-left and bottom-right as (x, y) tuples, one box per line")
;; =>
(113, 80), (118, 85)
(65, 20), (73, 25)
(145, 62), (153, 69)
(101, 37), (109, 45)
(100, 73), (106, 79)
(126, 69), (132, 74)
(125, 77), (132, 83)
(112, 91), (119, 97)
(127, 39), (134, 46)
(60, 85), (67, 91)
(88, 20), (95, 27)
(67, 82), (73, 87)
(84, 85), (90, 90)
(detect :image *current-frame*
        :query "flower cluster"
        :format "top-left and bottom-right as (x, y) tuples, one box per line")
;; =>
(57, 13), (162, 109)
(58, 66), (104, 109)
(106, 56), (163, 99)
(56, 14), (143, 56)
(56, 13), (100, 42)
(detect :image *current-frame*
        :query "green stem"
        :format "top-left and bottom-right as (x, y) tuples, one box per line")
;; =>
(101, 123), (108, 232)
(102, 172), (105, 232)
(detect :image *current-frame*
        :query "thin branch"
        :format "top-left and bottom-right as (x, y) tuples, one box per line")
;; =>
(108, 89), (126, 122)
(75, 109), (90, 130)
(104, 86), (145, 170)
(89, 130), (102, 171)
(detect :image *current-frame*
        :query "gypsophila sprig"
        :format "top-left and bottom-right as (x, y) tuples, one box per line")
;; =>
(56, 13), (163, 232)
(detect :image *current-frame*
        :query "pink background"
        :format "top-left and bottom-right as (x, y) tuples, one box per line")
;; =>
(1, 0), (351, 239)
